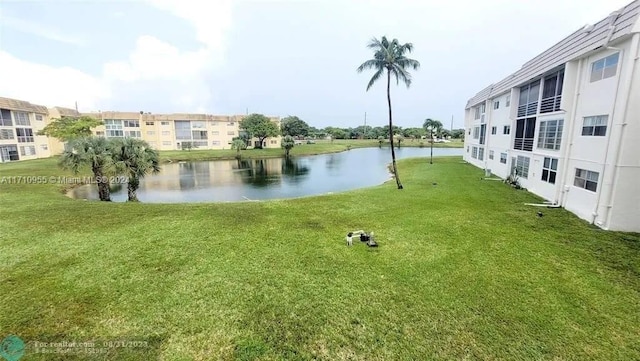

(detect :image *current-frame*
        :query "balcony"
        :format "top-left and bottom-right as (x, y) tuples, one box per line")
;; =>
(540, 95), (562, 113)
(514, 138), (534, 151)
(517, 102), (538, 117)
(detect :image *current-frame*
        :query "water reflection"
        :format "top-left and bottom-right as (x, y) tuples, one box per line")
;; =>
(68, 147), (463, 202)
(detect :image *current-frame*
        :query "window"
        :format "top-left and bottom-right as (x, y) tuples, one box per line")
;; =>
(40, 144), (48, 150)
(514, 117), (536, 151)
(491, 126), (497, 135)
(513, 156), (530, 178)
(146, 121), (155, 126)
(14, 112), (30, 126)
(192, 130), (208, 140)
(96, 131), (105, 137)
(489, 150), (494, 160)
(210, 121), (219, 126)
(506, 95), (511, 107)
(227, 131), (235, 136)
(147, 131), (155, 136)
(500, 153), (507, 164)
(19, 145), (36, 156)
(212, 141), (221, 146)
(473, 126), (480, 139)
(474, 103), (486, 120)
(212, 131), (220, 136)
(0, 129), (13, 140)
(471, 146), (478, 159)
(175, 121), (191, 140)
(105, 120), (123, 137)
(0, 109), (12, 126)
(590, 53), (619, 82)
(468, 128), (471, 135)
(161, 121), (170, 126)
(582, 115), (608, 136)
(193, 141), (208, 147)
(478, 147), (484, 160)
(148, 141), (157, 147)
(542, 157), (558, 184)
(125, 130), (141, 138)
(466, 146), (469, 153)
(16, 128), (34, 142)
(123, 120), (139, 128)
(35, 114), (43, 121)
(503, 125), (511, 135)
(162, 131), (171, 136)
(162, 141), (172, 146)
(479, 124), (486, 145)
(270, 140), (277, 144)
(493, 100), (500, 110)
(537, 119), (564, 150)
(192, 121), (206, 129)
(227, 122), (235, 126)
(518, 80), (540, 117)
(541, 69), (564, 113)
(574, 169), (599, 192)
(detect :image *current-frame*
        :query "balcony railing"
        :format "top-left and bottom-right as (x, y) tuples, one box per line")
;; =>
(513, 138), (534, 151)
(540, 95), (562, 113)
(517, 102), (538, 117)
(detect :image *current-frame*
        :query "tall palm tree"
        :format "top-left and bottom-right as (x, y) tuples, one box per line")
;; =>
(112, 138), (160, 202)
(59, 136), (115, 201)
(357, 36), (420, 189)
(423, 118), (443, 164)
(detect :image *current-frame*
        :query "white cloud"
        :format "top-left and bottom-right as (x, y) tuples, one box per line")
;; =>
(0, 1), (233, 112)
(1, 14), (85, 45)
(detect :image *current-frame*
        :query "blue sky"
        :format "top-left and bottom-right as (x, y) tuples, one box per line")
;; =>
(0, 0), (633, 129)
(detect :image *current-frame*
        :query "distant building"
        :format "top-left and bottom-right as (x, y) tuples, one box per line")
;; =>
(464, 0), (640, 232)
(0, 95), (281, 162)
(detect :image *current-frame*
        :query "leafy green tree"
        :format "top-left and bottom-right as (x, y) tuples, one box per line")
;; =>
(112, 138), (160, 202)
(240, 113), (280, 149)
(377, 136), (385, 147)
(423, 118), (443, 164)
(451, 128), (465, 139)
(231, 138), (247, 159)
(281, 116), (310, 137)
(327, 128), (347, 139)
(357, 36), (420, 189)
(38, 116), (102, 142)
(59, 136), (115, 201)
(282, 135), (295, 158)
(440, 129), (452, 139)
(402, 127), (425, 140)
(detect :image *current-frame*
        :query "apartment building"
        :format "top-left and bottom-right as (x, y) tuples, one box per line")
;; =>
(86, 111), (281, 151)
(0, 97), (58, 162)
(464, 0), (640, 232)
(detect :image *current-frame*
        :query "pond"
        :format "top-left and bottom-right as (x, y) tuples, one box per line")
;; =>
(68, 147), (463, 202)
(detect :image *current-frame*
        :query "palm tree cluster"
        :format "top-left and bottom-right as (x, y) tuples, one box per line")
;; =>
(60, 137), (160, 202)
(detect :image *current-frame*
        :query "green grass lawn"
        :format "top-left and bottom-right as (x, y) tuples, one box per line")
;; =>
(0, 155), (638, 360)
(159, 139), (462, 162)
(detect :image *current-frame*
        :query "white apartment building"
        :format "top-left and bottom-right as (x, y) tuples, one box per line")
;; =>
(464, 0), (640, 232)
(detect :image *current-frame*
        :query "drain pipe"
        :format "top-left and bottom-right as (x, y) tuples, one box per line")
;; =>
(557, 58), (584, 207)
(602, 33), (640, 228)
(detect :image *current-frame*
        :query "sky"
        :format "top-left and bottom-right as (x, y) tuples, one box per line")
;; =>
(0, 0), (634, 129)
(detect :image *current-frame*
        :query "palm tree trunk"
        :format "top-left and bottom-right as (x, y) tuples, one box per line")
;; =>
(430, 130), (434, 164)
(387, 70), (403, 189)
(127, 176), (139, 202)
(93, 166), (111, 201)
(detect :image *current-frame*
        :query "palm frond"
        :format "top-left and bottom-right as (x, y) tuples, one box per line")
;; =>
(366, 68), (385, 91)
(357, 59), (383, 73)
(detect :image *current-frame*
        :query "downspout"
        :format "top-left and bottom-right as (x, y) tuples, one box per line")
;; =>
(558, 58), (584, 207)
(484, 86), (495, 172)
(602, 33), (640, 228)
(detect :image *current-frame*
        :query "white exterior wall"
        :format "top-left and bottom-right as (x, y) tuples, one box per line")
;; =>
(464, 32), (640, 232)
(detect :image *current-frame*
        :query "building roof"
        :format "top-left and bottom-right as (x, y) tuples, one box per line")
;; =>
(466, 0), (640, 109)
(0, 96), (48, 114)
(52, 106), (81, 117)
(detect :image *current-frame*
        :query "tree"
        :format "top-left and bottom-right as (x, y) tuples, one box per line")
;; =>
(38, 116), (102, 142)
(440, 129), (452, 139)
(231, 138), (247, 159)
(377, 136), (385, 147)
(181, 141), (194, 151)
(281, 116), (310, 137)
(395, 134), (404, 148)
(357, 36), (420, 189)
(282, 135), (295, 158)
(59, 137), (115, 201)
(451, 128), (465, 139)
(240, 113), (280, 149)
(423, 118), (443, 164)
(112, 138), (160, 202)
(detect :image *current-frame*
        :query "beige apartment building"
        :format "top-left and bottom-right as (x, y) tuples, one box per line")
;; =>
(0, 95), (281, 162)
